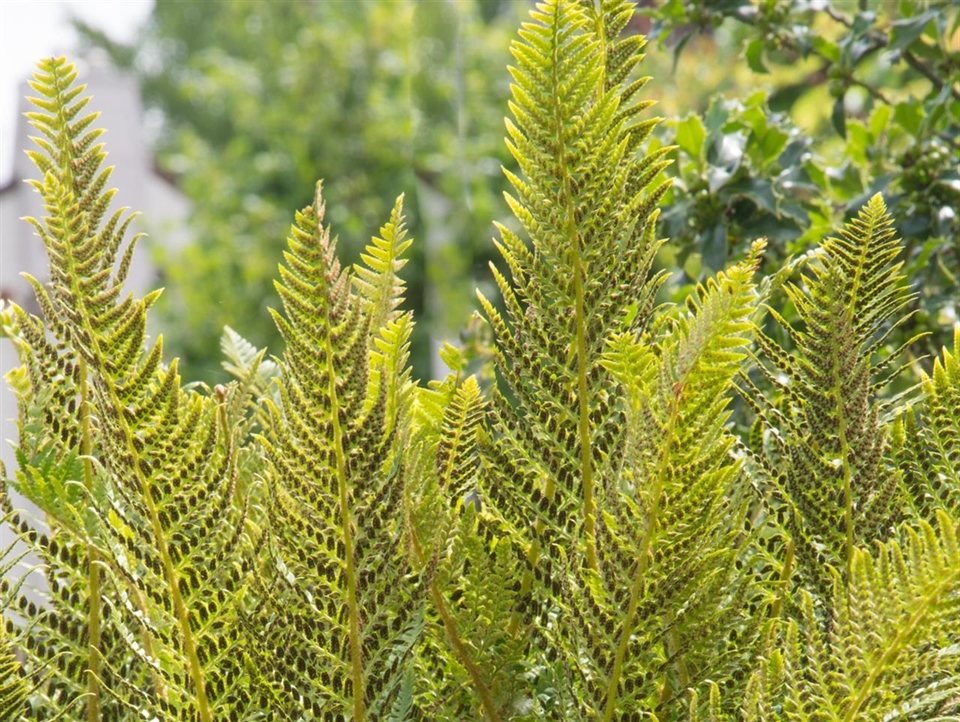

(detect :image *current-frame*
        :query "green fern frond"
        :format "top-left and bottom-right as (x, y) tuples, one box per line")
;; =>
(591, 242), (763, 717)
(891, 324), (960, 521)
(478, 0), (668, 587)
(354, 196), (412, 341)
(407, 373), (527, 720)
(4, 57), (252, 721)
(0, 622), (30, 721)
(253, 184), (419, 721)
(743, 510), (960, 721)
(746, 194), (920, 590)
(475, 1), (765, 717)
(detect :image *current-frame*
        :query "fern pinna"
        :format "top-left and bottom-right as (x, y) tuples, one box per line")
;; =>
(249, 187), (419, 720)
(1, 57), (250, 720)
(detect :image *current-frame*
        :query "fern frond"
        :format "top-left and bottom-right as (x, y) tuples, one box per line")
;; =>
(253, 184), (419, 721)
(891, 324), (960, 521)
(591, 242), (762, 717)
(476, 1), (766, 717)
(743, 511), (960, 721)
(479, 0), (668, 598)
(6, 58), (252, 720)
(407, 373), (528, 720)
(746, 194), (919, 590)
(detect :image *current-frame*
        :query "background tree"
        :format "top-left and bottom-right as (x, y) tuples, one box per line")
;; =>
(77, 0), (524, 379)
(640, 0), (958, 365)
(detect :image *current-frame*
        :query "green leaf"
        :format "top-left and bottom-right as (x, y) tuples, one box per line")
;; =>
(727, 176), (777, 216)
(894, 100), (924, 136)
(868, 104), (891, 139)
(701, 223), (727, 274)
(891, 11), (937, 52)
(811, 35), (841, 63)
(745, 38), (768, 74)
(675, 114), (707, 160)
(831, 96), (847, 138)
(845, 120), (871, 164)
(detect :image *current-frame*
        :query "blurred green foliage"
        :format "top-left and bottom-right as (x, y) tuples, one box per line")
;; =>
(77, 0), (957, 380)
(78, 0), (523, 379)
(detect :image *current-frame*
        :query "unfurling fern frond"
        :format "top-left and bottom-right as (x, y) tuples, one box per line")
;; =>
(742, 510), (960, 721)
(251, 187), (419, 720)
(891, 324), (960, 521)
(2, 57), (251, 721)
(743, 194), (920, 591)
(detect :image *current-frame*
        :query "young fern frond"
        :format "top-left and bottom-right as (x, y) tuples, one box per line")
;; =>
(407, 372), (525, 720)
(597, 242), (763, 717)
(252, 187), (419, 720)
(4, 57), (250, 721)
(745, 194), (918, 590)
(741, 510), (960, 721)
(891, 324), (960, 521)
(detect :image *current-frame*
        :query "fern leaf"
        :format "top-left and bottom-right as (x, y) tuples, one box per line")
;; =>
(745, 194), (920, 591)
(254, 184), (419, 721)
(408, 373), (527, 720)
(479, 0), (668, 614)
(744, 511), (960, 721)
(594, 243), (763, 717)
(5, 58), (251, 720)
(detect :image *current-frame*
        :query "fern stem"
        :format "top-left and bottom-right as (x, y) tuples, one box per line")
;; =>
(550, 0), (598, 571)
(79, 359), (101, 722)
(325, 329), (366, 722)
(603, 393), (678, 721)
(842, 560), (960, 721)
(834, 381), (855, 580)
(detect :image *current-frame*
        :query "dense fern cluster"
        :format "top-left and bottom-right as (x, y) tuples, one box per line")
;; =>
(2, 1), (957, 720)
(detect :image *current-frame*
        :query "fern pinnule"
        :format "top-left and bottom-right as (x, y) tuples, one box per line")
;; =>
(254, 185), (419, 721)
